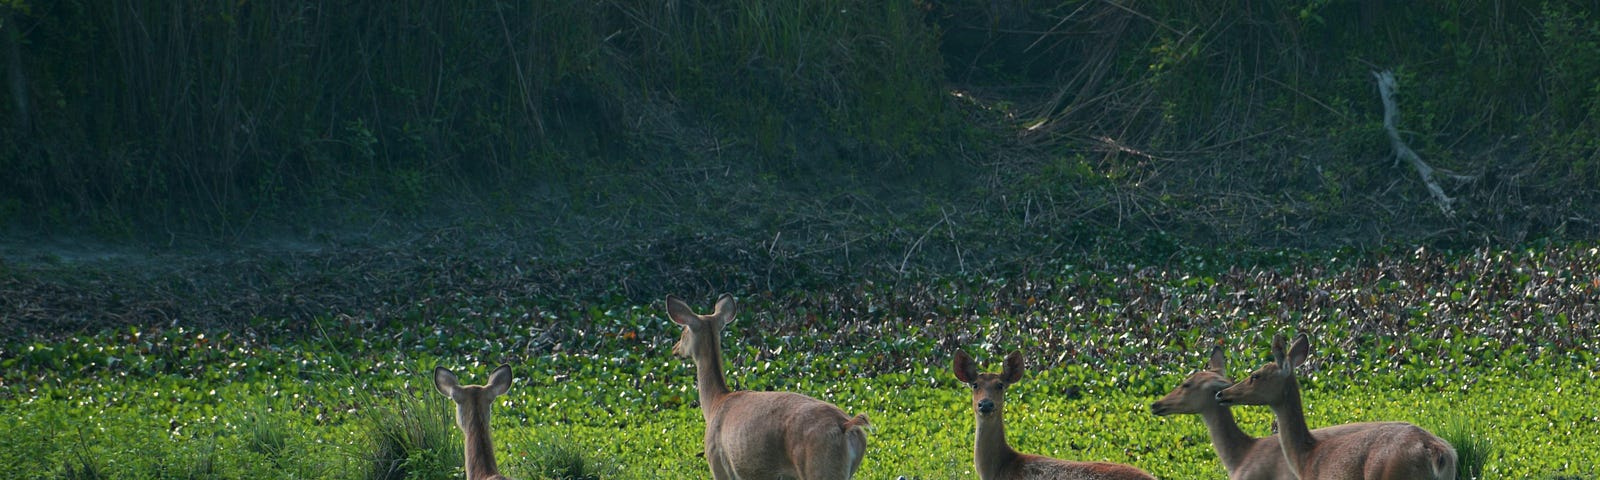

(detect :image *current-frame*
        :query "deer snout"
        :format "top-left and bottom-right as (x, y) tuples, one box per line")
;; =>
(1149, 401), (1170, 416)
(1213, 390), (1235, 406)
(976, 398), (995, 415)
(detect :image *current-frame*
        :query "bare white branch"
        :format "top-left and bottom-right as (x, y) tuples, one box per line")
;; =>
(1373, 70), (1456, 217)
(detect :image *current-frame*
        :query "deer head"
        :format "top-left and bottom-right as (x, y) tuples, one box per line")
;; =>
(667, 294), (737, 360)
(1216, 334), (1308, 407)
(434, 364), (512, 431)
(1151, 345), (1233, 416)
(953, 350), (1025, 419)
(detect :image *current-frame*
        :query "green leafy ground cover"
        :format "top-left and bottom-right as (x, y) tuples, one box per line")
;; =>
(4, 246), (1599, 479)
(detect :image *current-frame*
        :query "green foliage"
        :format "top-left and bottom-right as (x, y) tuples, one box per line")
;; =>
(1528, 2), (1600, 188)
(364, 390), (461, 480)
(931, 0), (1600, 247)
(239, 404), (339, 478)
(243, 408), (294, 461)
(54, 457), (105, 480)
(2, 246), (1600, 478)
(1536, 3), (1600, 128)
(0, 0), (961, 237)
(511, 434), (618, 480)
(0, 0), (1596, 251)
(1438, 418), (1493, 480)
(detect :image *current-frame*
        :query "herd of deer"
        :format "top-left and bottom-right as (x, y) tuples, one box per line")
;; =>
(431, 295), (1459, 480)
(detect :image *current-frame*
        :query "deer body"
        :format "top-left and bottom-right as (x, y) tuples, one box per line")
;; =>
(433, 364), (513, 480)
(1215, 334), (1456, 480)
(668, 295), (869, 480)
(954, 351), (1156, 480)
(1151, 346), (1367, 480)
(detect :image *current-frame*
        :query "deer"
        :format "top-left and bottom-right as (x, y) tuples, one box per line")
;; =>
(1215, 333), (1457, 480)
(666, 294), (871, 480)
(433, 364), (514, 480)
(1150, 345), (1368, 480)
(952, 350), (1157, 480)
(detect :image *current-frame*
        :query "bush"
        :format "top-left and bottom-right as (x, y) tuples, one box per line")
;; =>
(1437, 418), (1493, 480)
(519, 435), (616, 480)
(363, 389), (461, 480)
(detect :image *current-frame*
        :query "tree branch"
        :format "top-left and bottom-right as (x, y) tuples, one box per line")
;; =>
(1372, 70), (1455, 217)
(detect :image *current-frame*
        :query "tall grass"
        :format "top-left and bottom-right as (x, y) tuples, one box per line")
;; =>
(514, 434), (618, 480)
(0, 0), (954, 237)
(356, 373), (620, 480)
(55, 433), (105, 480)
(361, 387), (462, 480)
(244, 406), (294, 460)
(1438, 418), (1493, 480)
(241, 404), (339, 478)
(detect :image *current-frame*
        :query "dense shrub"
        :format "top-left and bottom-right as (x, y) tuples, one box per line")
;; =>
(0, 0), (1595, 249)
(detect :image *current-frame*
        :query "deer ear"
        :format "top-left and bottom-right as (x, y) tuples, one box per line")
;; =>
(1285, 334), (1310, 371)
(712, 294), (738, 326)
(666, 296), (700, 327)
(1207, 345), (1227, 374)
(952, 351), (978, 383)
(486, 364), (513, 397)
(1001, 351), (1026, 384)
(433, 366), (461, 400)
(1270, 333), (1288, 365)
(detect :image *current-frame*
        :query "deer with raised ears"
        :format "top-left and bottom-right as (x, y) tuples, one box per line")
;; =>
(433, 364), (514, 480)
(952, 350), (1157, 480)
(666, 294), (870, 480)
(1215, 334), (1457, 480)
(1151, 345), (1369, 480)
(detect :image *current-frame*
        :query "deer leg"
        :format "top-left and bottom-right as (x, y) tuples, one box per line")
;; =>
(798, 439), (859, 480)
(709, 455), (735, 480)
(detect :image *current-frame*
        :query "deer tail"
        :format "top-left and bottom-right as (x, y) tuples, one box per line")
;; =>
(1431, 441), (1458, 480)
(842, 413), (871, 433)
(842, 413), (870, 472)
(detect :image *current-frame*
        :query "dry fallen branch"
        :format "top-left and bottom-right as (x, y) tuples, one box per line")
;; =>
(1372, 70), (1463, 217)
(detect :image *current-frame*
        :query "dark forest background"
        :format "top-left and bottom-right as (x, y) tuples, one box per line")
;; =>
(1, 0), (1598, 276)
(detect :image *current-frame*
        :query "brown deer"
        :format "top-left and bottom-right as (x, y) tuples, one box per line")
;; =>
(1151, 345), (1367, 480)
(666, 294), (870, 480)
(433, 364), (514, 480)
(952, 350), (1157, 480)
(1215, 333), (1457, 480)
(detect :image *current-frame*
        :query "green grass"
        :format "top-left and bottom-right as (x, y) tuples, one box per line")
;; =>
(505, 432), (619, 480)
(364, 390), (461, 480)
(4, 246), (1600, 479)
(1439, 417), (1494, 480)
(1, 341), (1595, 479)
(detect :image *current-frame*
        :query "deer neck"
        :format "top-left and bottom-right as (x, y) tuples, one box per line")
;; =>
(690, 337), (732, 417)
(459, 407), (501, 480)
(1267, 377), (1316, 477)
(1198, 400), (1258, 474)
(974, 413), (1020, 480)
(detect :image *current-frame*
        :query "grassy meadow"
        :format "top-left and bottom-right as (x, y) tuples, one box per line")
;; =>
(4, 246), (1599, 479)
(7, 2), (1600, 479)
